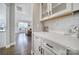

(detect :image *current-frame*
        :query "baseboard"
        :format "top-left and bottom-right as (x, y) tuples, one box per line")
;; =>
(5, 42), (16, 48)
(0, 42), (16, 48)
(0, 45), (6, 48)
(10, 42), (16, 46)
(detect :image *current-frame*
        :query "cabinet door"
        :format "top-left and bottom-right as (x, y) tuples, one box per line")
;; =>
(42, 46), (56, 55)
(47, 3), (52, 15)
(41, 3), (51, 18)
(73, 3), (79, 11)
(34, 36), (42, 55)
(51, 3), (72, 14)
(67, 49), (79, 55)
(41, 3), (48, 18)
(43, 39), (67, 55)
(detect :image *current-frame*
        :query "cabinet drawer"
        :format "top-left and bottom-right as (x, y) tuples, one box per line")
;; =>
(43, 39), (67, 55)
(67, 50), (79, 55)
(42, 45), (56, 55)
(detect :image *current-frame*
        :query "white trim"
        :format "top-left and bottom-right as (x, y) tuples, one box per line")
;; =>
(0, 45), (6, 48)
(5, 44), (10, 48)
(6, 42), (16, 48)
(0, 42), (16, 48)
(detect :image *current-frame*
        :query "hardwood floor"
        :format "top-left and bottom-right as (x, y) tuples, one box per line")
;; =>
(0, 33), (31, 55)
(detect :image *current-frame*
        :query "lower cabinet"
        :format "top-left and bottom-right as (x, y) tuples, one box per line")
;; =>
(33, 35), (67, 55)
(67, 50), (79, 55)
(41, 45), (56, 55)
(33, 34), (79, 55)
(43, 39), (67, 55)
(33, 35), (42, 55)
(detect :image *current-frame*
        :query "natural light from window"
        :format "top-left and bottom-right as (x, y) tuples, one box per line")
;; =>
(18, 22), (28, 30)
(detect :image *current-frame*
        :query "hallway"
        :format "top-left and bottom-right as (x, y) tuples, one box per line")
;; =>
(0, 33), (31, 55)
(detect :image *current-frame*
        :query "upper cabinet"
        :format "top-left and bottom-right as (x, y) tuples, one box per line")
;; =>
(41, 3), (50, 19)
(40, 3), (73, 21)
(52, 3), (72, 14)
(73, 3), (79, 11)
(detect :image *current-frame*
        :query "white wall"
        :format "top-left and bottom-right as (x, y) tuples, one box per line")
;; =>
(0, 32), (6, 47)
(9, 4), (15, 44)
(0, 4), (6, 24)
(0, 4), (6, 47)
(5, 3), (16, 48)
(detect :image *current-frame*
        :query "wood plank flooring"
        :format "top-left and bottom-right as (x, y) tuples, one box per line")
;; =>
(0, 33), (31, 55)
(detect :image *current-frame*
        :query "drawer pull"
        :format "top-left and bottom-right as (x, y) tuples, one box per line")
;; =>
(46, 44), (53, 48)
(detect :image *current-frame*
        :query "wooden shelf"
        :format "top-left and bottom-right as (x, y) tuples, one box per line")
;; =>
(40, 9), (73, 22)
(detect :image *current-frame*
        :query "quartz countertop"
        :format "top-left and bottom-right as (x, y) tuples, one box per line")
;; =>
(34, 32), (79, 52)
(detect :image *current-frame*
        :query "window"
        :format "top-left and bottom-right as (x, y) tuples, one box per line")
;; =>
(18, 22), (29, 30)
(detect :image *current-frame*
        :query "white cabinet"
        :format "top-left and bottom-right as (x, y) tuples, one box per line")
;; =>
(67, 50), (79, 55)
(40, 3), (79, 21)
(33, 34), (68, 55)
(42, 46), (56, 55)
(51, 3), (72, 14)
(43, 39), (67, 55)
(33, 33), (79, 55)
(33, 35), (42, 55)
(40, 3), (72, 21)
(73, 3), (79, 11)
(33, 35), (56, 55)
(41, 3), (51, 19)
